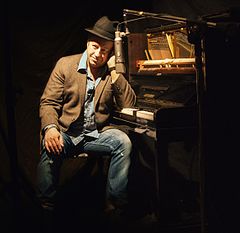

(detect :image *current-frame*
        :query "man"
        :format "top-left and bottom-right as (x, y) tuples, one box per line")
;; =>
(36, 16), (136, 214)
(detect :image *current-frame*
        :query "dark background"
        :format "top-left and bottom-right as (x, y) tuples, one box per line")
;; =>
(1, 0), (240, 232)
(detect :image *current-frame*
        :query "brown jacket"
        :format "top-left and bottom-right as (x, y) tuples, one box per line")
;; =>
(39, 54), (136, 135)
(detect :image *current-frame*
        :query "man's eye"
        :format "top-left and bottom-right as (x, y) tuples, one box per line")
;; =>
(102, 49), (110, 54)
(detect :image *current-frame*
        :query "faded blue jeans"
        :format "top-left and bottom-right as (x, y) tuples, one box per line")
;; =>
(36, 128), (132, 209)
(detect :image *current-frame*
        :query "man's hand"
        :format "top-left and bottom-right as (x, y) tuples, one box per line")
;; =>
(107, 54), (126, 76)
(107, 55), (116, 71)
(107, 55), (121, 83)
(44, 127), (64, 155)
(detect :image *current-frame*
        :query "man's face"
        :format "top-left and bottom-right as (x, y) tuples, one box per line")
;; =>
(87, 39), (113, 69)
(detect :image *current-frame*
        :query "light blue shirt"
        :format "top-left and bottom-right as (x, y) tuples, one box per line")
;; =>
(67, 50), (101, 145)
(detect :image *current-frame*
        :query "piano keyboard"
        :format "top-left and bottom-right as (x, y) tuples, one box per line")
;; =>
(120, 108), (155, 121)
(115, 100), (185, 123)
(112, 107), (157, 130)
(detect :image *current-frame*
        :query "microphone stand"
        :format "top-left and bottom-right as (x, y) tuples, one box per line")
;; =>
(121, 9), (215, 233)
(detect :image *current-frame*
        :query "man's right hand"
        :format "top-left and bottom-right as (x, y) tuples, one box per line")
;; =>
(44, 128), (64, 155)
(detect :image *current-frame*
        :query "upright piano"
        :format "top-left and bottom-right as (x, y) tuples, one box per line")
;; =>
(112, 21), (199, 220)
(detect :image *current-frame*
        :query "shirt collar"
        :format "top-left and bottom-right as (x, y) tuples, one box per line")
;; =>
(77, 50), (88, 73)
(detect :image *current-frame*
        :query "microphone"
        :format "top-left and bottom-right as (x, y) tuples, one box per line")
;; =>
(114, 30), (126, 74)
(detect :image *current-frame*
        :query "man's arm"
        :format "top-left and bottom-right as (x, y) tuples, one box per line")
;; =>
(39, 58), (65, 134)
(111, 73), (136, 108)
(107, 55), (136, 108)
(39, 58), (65, 155)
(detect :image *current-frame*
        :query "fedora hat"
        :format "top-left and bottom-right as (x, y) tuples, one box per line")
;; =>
(85, 16), (118, 41)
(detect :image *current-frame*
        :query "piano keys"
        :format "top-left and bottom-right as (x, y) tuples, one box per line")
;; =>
(112, 107), (156, 130)
(118, 108), (155, 121)
(113, 105), (197, 130)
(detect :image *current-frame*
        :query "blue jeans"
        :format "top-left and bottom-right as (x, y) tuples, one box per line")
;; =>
(36, 128), (132, 208)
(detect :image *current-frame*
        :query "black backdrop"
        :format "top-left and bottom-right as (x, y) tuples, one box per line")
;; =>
(1, 0), (240, 232)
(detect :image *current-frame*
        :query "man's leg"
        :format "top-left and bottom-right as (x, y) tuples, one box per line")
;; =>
(82, 128), (132, 209)
(36, 132), (76, 210)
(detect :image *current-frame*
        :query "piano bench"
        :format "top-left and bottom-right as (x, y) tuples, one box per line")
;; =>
(59, 152), (111, 186)
(57, 152), (111, 211)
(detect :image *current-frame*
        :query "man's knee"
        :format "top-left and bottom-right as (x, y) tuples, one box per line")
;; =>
(112, 129), (132, 153)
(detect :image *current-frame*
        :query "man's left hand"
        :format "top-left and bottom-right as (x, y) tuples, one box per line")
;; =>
(107, 55), (116, 71)
(107, 55), (120, 83)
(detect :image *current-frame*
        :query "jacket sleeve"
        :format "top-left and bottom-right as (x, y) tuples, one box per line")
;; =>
(111, 73), (136, 108)
(39, 58), (65, 134)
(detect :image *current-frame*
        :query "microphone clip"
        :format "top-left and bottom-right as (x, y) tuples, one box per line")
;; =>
(115, 30), (128, 38)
